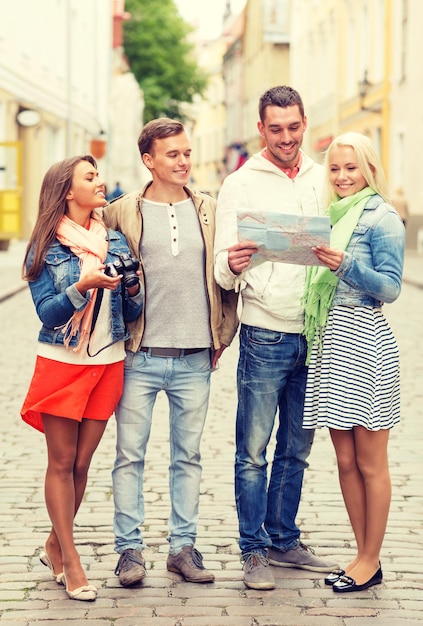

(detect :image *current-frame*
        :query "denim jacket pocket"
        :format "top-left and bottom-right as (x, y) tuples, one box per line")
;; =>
(45, 250), (72, 290)
(352, 223), (369, 236)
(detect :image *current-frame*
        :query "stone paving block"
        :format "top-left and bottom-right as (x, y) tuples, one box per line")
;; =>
(186, 596), (264, 607)
(0, 591), (27, 601)
(327, 597), (399, 610)
(253, 619), (344, 626)
(115, 619), (223, 626)
(400, 600), (423, 611)
(0, 607), (87, 621)
(157, 605), (230, 618)
(167, 619), (254, 626)
(346, 618), (422, 626)
(13, 621), (113, 626)
(85, 607), (154, 619)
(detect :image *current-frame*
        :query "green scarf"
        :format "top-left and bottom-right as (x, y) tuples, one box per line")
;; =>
(302, 186), (375, 364)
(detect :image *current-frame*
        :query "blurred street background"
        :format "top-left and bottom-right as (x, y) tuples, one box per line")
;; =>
(1, 0), (423, 251)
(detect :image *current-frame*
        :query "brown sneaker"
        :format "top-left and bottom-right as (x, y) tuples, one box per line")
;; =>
(167, 546), (215, 583)
(114, 549), (147, 587)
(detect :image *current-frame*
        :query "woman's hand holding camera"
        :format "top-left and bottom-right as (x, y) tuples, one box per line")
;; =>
(75, 266), (122, 297)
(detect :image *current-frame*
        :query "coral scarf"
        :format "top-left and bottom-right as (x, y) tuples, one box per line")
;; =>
(302, 186), (375, 364)
(56, 215), (108, 352)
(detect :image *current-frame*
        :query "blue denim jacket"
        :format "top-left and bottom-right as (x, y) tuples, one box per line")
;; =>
(333, 194), (405, 306)
(28, 230), (143, 348)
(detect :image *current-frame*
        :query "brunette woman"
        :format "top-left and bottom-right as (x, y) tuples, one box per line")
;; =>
(21, 156), (143, 601)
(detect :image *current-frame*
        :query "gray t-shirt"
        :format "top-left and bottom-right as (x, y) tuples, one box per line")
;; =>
(140, 198), (211, 349)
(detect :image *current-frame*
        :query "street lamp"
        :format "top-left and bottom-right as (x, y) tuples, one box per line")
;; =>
(90, 130), (107, 160)
(16, 107), (41, 127)
(358, 70), (382, 113)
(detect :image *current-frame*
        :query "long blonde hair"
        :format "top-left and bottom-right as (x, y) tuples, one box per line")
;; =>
(323, 132), (390, 206)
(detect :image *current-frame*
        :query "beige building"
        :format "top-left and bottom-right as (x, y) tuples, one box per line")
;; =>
(185, 7), (246, 196)
(290, 0), (387, 161)
(240, 0), (291, 156)
(188, 37), (228, 198)
(388, 0), (423, 247)
(183, 0), (423, 248)
(290, 0), (423, 248)
(0, 0), (113, 243)
(107, 1), (147, 195)
(190, 0), (291, 190)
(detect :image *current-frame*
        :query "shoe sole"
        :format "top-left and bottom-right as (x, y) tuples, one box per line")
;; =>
(268, 558), (336, 573)
(167, 566), (215, 583)
(119, 570), (147, 587)
(332, 577), (382, 593)
(39, 551), (65, 585)
(243, 578), (275, 590)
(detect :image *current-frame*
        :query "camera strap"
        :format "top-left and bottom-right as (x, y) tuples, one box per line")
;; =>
(86, 287), (104, 357)
(86, 281), (127, 358)
(86, 231), (111, 357)
(90, 288), (104, 335)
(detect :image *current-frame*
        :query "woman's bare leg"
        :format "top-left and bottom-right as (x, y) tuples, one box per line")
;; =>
(42, 414), (107, 591)
(345, 426), (390, 584)
(330, 428), (366, 573)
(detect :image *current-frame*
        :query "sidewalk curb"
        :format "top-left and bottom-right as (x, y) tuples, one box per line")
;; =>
(0, 283), (28, 304)
(403, 277), (423, 289)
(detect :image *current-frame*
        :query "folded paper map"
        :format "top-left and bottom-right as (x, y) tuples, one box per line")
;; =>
(237, 209), (331, 267)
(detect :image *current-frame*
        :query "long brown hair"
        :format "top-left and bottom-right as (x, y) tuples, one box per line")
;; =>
(22, 155), (97, 281)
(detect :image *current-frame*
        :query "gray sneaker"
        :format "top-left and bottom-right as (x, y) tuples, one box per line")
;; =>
(115, 549), (147, 587)
(167, 546), (215, 583)
(242, 552), (275, 590)
(268, 542), (338, 573)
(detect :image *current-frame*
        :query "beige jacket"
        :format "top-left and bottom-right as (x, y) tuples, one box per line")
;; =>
(103, 183), (239, 353)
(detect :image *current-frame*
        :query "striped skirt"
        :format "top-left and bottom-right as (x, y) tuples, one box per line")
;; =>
(303, 305), (400, 431)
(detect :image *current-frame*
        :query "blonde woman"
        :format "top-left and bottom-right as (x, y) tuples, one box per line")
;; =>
(303, 133), (405, 592)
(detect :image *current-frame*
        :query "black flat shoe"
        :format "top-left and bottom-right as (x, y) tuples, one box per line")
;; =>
(324, 568), (345, 585)
(332, 566), (383, 593)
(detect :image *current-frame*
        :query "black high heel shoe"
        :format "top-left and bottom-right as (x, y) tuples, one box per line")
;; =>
(332, 565), (383, 593)
(324, 568), (345, 585)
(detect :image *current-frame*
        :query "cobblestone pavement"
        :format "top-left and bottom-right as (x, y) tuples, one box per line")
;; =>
(0, 242), (422, 625)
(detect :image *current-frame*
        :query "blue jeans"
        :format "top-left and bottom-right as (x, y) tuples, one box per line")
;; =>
(235, 324), (314, 556)
(112, 349), (211, 555)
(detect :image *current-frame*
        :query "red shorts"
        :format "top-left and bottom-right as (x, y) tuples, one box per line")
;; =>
(21, 356), (124, 433)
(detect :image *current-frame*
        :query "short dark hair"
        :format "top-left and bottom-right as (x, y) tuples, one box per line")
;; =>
(258, 86), (305, 122)
(138, 118), (185, 156)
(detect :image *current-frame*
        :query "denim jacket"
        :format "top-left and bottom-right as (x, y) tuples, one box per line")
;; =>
(28, 230), (143, 348)
(333, 194), (405, 307)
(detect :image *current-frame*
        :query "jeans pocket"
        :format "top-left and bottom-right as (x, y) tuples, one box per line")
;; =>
(182, 349), (211, 372)
(246, 325), (284, 346)
(124, 350), (148, 370)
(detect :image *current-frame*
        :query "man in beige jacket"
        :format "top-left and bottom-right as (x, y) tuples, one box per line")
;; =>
(103, 118), (238, 589)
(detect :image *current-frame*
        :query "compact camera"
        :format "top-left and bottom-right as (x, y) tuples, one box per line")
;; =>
(104, 253), (140, 289)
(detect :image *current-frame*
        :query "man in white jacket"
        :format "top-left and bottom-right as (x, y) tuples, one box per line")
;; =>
(214, 86), (338, 590)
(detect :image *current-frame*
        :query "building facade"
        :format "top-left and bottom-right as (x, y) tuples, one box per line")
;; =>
(188, 0), (422, 248)
(0, 0), (112, 243)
